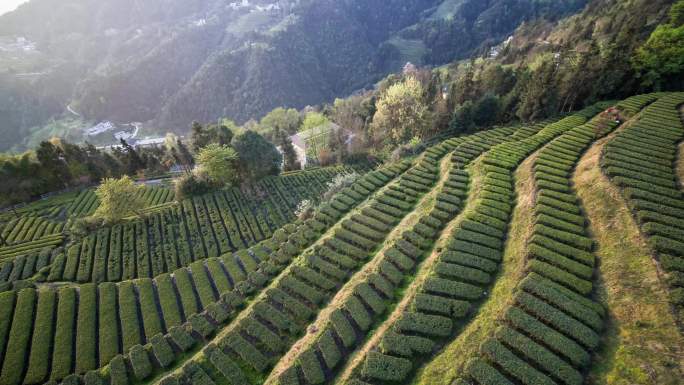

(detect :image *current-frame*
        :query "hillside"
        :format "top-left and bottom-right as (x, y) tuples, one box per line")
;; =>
(0, 0), (682, 384)
(0, 0), (588, 150)
(0, 93), (682, 385)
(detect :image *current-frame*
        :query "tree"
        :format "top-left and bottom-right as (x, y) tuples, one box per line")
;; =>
(190, 121), (204, 149)
(196, 144), (239, 186)
(260, 108), (302, 138)
(117, 139), (144, 175)
(633, 0), (684, 90)
(452, 60), (476, 105)
(301, 112), (330, 132)
(332, 97), (364, 132)
(190, 121), (234, 152)
(92, 176), (145, 224)
(176, 139), (195, 172)
(164, 134), (194, 173)
(36, 141), (71, 188)
(515, 59), (560, 121)
(140, 147), (166, 177)
(332, 95), (372, 154)
(472, 93), (501, 127)
(372, 76), (430, 144)
(232, 131), (282, 181)
(449, 101), (476, 134)
(672, 0), (684, 26)
(327, 128), (348, 164)
(478, 64), (516, 97)
(276, 128), (300, 171)
(174, 173), (213, 201)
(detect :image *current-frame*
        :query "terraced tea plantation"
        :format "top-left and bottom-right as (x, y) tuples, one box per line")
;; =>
(0, 166), (354, 289)
(0, 93), (683, 385)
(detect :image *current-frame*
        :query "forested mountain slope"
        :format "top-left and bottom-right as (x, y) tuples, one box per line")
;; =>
(0, 0), (587, 150)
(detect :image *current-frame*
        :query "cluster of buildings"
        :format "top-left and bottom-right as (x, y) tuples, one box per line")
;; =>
(228, 0), (282, 12)
(0, 36), (35, 53)
(87, 121), (165, 149)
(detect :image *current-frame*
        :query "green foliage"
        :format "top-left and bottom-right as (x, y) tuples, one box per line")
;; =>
(195, 144), (239, 186)
(108, 355), (129, 385)
(233, 131), (282, 181)
(169, 326), (196, 352)
(301, 112), (330, 132)
(298, 348), (325, 384)
(97, 284), (119, 366)
(129, 345), (152, 380)
(671, 0), (684, 25)
(450, 94), (502, 133)
(276, 130), (300, 172)
(372, 76), (430, 144)
(0, 289), (35, 385)
(362, 352), (412, 382)
(190, 121), (234, 152)
(207, 345), (248, 384)
(506, 305), (589, 367)
(397, 312), (452, 338)
(173, 173), (213, 201)
(75, 284), (97, 374)
(260, 108), (302, 137)
(92, 176), (145, 224)
(633, 0), (684, 89)
(50, 288), (76, 381)
(479, 339), (554, 385)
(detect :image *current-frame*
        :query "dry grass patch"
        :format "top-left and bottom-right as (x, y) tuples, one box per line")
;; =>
(675, 106), (684, 190)
(677, 106), (684, 190)
(678, 141), (684, 190)
(576, 133), (684, 385)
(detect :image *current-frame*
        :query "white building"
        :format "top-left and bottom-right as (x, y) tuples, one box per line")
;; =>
(85, 121), (115, 136)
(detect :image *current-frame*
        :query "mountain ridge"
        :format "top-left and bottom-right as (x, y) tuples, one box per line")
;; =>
(0, 0), (587, 150)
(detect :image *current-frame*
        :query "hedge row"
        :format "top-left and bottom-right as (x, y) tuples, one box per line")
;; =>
(602, 92), (684, 316)
(0, 289), (35, 385)
(266, 140), (475, 385)
(48, 166), (354, 283)
(616, 93), (659, 115)
(121, 146), (444, 385)
(0, 215), (64, 247)
(0, 247), (57, 289)
(0, 234), (63, 264)
(66, 189), (99, 217)
(271, 124), (554, 384)
(50, 162), (409, 385)
(350, 110), (602, 384)
(456, 100), (635, 384)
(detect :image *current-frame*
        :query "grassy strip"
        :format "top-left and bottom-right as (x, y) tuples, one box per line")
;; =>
(678, 132), (684, 191)
(576, 128), (684, 385)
